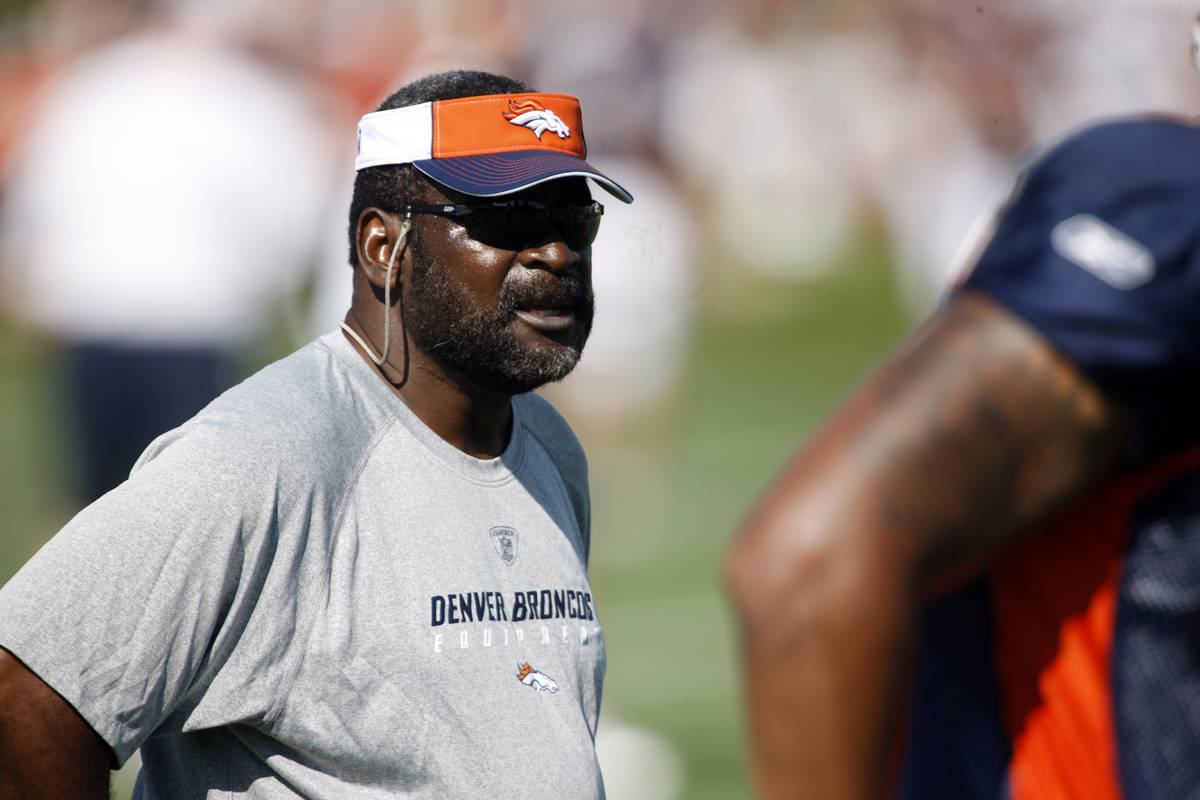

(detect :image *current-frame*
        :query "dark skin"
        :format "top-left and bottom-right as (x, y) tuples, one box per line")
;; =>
(724, 291), (1132, 799)
(0, 176), (595, 797)
(342, 177), (593, 458)
(0, 649), (113, 799)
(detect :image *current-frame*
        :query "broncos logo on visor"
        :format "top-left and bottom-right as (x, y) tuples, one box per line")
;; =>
(503, 99), (571, 141)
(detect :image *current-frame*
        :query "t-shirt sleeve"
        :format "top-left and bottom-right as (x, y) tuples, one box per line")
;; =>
(520, 394), (592, 564)
(962, 118), (1200, 413)
(0, 421), (309, 765)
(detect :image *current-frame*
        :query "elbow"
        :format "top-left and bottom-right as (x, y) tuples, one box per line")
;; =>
(725, 502), (915, 648)
(725, 507), (849, 642)
(724, 516), (797, 628)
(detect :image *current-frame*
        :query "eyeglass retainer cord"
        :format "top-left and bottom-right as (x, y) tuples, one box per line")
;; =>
(340, 213), (411, 368)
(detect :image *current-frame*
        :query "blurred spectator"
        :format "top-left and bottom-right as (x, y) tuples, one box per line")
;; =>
(1026, 0), (1200, 140)
(659, 5), (860, 282)
(0, 3), (336, 504)
(841, 19), (1024, 315)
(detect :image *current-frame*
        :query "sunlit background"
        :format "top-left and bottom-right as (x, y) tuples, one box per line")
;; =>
(1, 1), (1198, 797)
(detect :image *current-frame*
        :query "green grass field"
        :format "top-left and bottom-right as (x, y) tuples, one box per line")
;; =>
(586, 236), (909, 798)
(0, 234), (910, 799)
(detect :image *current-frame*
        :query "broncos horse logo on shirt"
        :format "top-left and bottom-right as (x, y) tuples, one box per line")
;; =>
(516, 662), (559, 693)
(503, 99), (571, 141)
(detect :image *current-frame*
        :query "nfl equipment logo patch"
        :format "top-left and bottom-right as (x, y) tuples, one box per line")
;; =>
(490, 526), (518, 565)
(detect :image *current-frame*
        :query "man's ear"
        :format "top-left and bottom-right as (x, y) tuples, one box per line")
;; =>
(356, 208), (410, 290)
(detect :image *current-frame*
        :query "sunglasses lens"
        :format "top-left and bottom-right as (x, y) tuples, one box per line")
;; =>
(459, 203), (602, 251)
(561, 205), (603, 250)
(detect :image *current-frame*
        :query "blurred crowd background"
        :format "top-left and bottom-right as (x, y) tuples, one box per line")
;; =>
(1, 0), (1198, 797)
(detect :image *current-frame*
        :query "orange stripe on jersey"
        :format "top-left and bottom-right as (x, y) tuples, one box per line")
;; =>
(992, 444), (1200, 800)
(430, 93), (586, 158)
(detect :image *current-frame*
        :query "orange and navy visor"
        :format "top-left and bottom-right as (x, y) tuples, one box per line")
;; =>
(355, 93), (633, 204)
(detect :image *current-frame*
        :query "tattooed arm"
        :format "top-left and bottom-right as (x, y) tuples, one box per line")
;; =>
(724, 291), (1132, 800)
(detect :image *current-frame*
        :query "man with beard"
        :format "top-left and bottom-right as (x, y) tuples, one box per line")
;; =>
(0, 70), (631, 800)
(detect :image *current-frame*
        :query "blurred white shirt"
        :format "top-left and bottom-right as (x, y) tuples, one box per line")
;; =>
(1, 30), (334, 346)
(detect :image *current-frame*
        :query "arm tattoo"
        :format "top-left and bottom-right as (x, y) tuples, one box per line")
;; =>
(860, 292), (1130, 575)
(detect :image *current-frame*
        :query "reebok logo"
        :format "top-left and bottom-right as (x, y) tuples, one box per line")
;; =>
(1050, 214), (1156, 290)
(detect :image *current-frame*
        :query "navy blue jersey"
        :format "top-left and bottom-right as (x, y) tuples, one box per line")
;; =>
(903, 116), (1200, 800)
(965, 116), (1200, 463)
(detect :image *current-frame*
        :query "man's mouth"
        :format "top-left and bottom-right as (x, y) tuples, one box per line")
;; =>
(515, 307), (576, 332)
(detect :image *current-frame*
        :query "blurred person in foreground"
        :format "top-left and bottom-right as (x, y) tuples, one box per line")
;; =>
(726, 99), (1200, 798)
(0, 69), (632, 799)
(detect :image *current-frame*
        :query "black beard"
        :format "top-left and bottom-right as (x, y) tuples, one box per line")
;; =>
(404, 253), (594, 396)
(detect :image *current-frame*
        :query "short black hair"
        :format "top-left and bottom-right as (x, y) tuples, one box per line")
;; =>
(346, 70), (535, 269)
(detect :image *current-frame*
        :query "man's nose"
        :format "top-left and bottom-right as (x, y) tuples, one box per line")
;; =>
(518, 238), (582, 272)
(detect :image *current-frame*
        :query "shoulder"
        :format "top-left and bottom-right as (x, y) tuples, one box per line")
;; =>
(994, 116), (1200, 247)
(1029, 115), (1200, 172)
(960, 114), (1200, 458)
(518, 391), (588, 453)
(1000, 114), (1200, 220)
(1009, 115), (1198, 215)
(514, 392), (592, 555)
(963, 112), (1200, 332)
(133, 335), (392, 498)
(514, 392), (587, 468)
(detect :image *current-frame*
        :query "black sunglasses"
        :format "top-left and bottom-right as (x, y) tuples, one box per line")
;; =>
(399, 200), (604, 252)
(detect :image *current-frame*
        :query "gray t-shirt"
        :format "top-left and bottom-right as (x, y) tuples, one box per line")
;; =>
(0, 331), (605, 799)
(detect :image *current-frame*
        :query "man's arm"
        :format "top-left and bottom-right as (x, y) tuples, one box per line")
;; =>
(724, 290), (1132, 800)
(0, 648), (112, 800)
